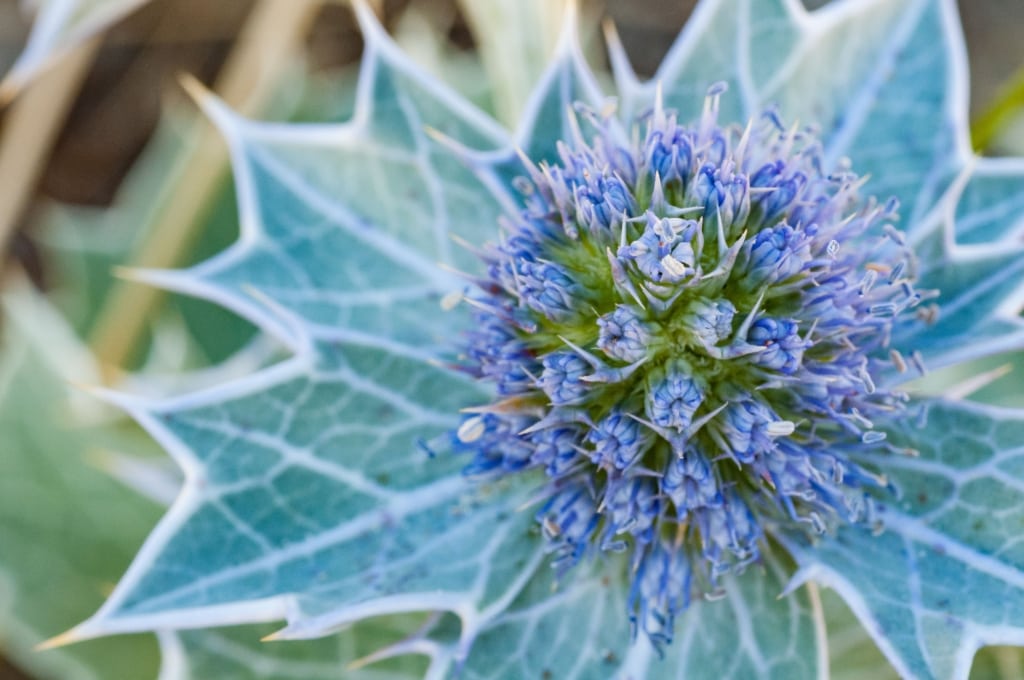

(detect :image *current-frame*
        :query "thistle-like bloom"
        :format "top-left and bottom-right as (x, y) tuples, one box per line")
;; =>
(459, 84), (928, 645)
(59, 1), (1024, 677)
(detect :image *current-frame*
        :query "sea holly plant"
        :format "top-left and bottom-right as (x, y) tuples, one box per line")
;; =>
(47, 0), (1024, 677)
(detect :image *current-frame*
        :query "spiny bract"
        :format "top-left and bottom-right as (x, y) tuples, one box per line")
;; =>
(456, 84), (933, 645)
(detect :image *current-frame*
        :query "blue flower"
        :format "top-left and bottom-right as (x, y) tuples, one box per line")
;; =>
(663, 450), (720, 513)
(588, 410), (650, 470)
(746, 317), (808, 374)
(716, 398), (781, 463)
(603, 476), (660, 550)
(516, 260), (580, 319)
(630, 539), (691, 646)
(538, 484), (600, 571)
(597, 304), (653, 362)
(76, 3), (1024, 676)
(680, 297), (736, 347)
(645, 362), (704, 431)
(538, 351), (589, 405)
(460, 82), (922, 638)
(618, 213), (697, 284)
(735, 223), (808, 291)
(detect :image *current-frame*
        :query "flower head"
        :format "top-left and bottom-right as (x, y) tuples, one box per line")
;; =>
(454, 82), (929, 647)
(456, 84), (925, 645)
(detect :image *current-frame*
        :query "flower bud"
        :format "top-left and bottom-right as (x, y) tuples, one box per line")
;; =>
(588, 411), (650, 469)
(597, 305), (652, 363)
(646, 362), (704, 431)
(539, 351), (589, 405)
(682, 298), (736, 347)
(747, 317), (807, 374)
(663, 450), (721, 512)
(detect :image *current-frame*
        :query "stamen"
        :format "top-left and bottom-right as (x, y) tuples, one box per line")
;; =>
(861, 430), (887, 444)
(457, 416), (486, 443)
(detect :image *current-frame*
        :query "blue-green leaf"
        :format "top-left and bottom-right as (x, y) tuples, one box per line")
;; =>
(443, 6), (606, 214)
(893, 159), (1024, 371)
(950, 160), (1024, 247)
(133, 4), (508, 348)
(450, 553), (824, 680)
(39, 66), (360, 366)
(764, 0), (968, 228)
(157, 620), (425, 680)
(72, 338), (543, 642)
(786, 399), (1024, 680)
(611, 0), (801, 125)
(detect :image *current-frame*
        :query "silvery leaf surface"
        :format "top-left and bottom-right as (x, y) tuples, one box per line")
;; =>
(786, 399), (1024, 680)
(892, 158), (1024, 372)
(615, 0), (966, 228)
(131, 3), (513, 351)
(450, 553), (824, 680)
(157, 621), (425, 680)
(72, 337), (544, 642)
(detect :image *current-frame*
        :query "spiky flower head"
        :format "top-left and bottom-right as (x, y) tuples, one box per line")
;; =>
(458, 83), (929, 646)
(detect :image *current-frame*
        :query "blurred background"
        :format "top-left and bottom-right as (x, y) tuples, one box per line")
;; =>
(0, 1), (1023, 678)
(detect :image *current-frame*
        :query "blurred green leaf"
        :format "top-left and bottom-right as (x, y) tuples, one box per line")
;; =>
(821, 560), (1024, 680)
(0, 287), (162, 680)
(455, 0), (566, 127)
(157, 619), (427, 680)
(823, 590), (898, 680)
(972, 65), (1024, 153)
(2, 0), (150, 97)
